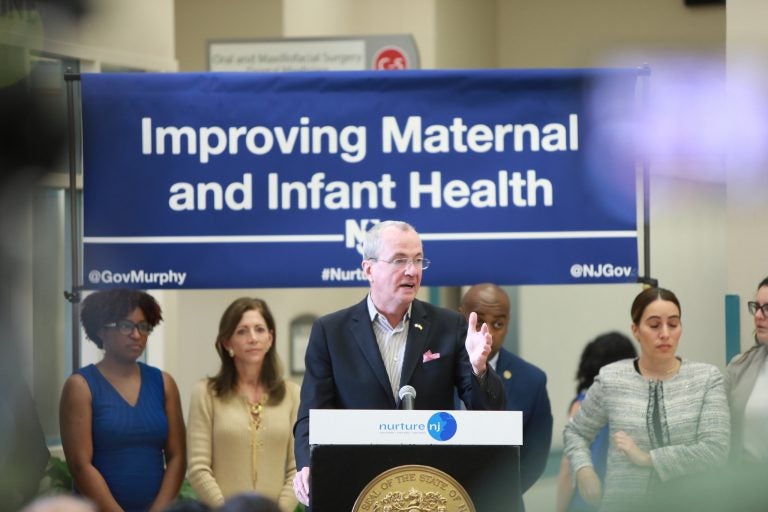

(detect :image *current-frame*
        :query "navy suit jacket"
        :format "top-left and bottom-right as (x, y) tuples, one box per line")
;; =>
(495, 347), (553, 494)
(294, 297), (505, 470)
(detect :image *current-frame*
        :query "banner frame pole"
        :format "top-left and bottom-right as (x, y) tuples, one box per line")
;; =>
(64, 69), (82, 371)
(636, 64), (657, 288)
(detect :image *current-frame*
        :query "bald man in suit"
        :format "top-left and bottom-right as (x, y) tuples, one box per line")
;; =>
(460, 283), (553, 504)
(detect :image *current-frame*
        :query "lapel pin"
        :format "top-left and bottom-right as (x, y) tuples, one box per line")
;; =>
(414, 323), (423, 330)
(503, 370), (512, 380)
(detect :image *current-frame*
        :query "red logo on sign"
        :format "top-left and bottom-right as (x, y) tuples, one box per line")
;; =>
(373, 46), (408, 70)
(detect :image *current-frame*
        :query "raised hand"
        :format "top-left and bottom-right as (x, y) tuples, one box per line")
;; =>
(465, 311), (492, 376)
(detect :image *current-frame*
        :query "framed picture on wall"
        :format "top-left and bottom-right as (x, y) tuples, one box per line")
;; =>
(290, 314), (316, 375)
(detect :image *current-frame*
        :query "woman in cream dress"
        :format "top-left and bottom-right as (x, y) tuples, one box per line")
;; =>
(187, 298), (299, 511)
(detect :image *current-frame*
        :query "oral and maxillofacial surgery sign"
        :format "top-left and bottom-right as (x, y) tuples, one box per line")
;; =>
(81, 69), (640, 288)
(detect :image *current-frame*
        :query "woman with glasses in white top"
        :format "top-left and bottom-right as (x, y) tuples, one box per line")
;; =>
(59, 289), (186, 512)
(725, 276), (768, 465)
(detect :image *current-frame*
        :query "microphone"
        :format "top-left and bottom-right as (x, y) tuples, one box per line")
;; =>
(398, 385), (416, 410)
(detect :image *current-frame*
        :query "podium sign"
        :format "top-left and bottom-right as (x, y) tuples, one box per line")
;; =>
(309, 410), (522, 511)
(310, 409), (522, 446)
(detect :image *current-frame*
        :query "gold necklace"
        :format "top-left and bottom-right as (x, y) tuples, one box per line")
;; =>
(243, 392), (268, 430)
(249, 399), (264, 417)
(243, 393), (267, 475)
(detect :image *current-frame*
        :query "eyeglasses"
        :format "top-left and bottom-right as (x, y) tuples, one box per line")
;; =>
(369, 257), (431, 270)
(104, 319), (154, 335)
(747, 301), (768, 316)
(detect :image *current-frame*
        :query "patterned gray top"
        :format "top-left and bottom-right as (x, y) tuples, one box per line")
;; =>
(563, 358), (730, 511)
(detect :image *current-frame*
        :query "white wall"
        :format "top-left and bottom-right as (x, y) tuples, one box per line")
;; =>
(497, 0), (724, 69)
(517, 283), (639, 424)
(283, 0), (439, 67)
(725, 0), (768, 352)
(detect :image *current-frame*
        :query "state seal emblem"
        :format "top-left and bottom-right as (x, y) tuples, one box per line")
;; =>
(352, 464), (475, 512)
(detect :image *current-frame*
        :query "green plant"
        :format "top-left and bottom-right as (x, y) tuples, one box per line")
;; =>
(38, 456), (72, 495)
(177, 478), (198, 501)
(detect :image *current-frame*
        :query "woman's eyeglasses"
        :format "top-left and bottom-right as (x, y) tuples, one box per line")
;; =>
(104, 319), (153, 335)
(747, 301), (768, 316)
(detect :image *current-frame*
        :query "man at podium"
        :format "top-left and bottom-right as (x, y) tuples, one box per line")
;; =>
(293, 220), (505, 507)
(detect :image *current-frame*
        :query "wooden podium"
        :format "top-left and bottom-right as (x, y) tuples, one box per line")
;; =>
(308, 410), (522, 511)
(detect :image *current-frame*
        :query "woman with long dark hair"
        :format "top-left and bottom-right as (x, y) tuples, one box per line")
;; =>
(187, 298), (298, 511)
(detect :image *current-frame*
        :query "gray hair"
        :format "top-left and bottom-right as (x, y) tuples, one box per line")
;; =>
(363, 220), (417, 259)
(21, 496), (97, 512)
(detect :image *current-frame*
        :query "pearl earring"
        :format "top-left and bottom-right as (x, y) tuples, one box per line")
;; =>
(227, 348), (235, 358)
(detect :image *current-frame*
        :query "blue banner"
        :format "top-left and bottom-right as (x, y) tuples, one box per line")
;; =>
(81, 69), (640, 288)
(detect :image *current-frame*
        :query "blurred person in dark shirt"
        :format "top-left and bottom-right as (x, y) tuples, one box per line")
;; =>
(0, 1), (91, 509)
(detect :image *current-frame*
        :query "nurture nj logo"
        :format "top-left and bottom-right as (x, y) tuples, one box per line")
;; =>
(427, 411), (457, 441)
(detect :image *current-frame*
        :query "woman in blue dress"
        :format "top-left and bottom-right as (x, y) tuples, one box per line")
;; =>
(60, 289), (186, 511)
